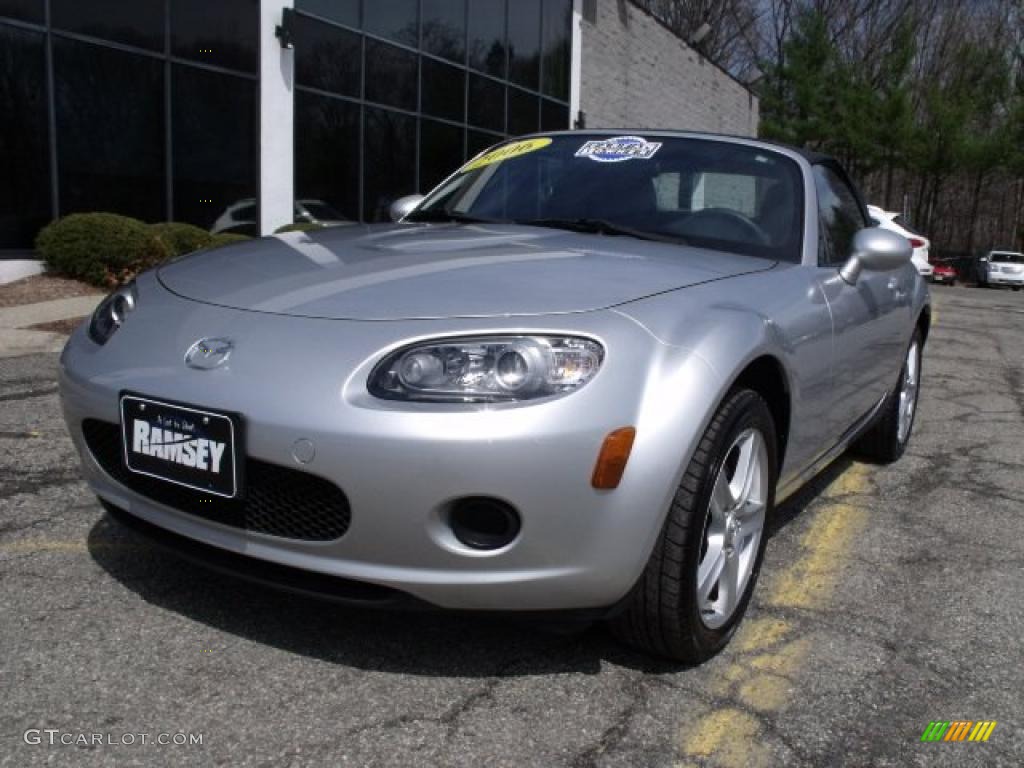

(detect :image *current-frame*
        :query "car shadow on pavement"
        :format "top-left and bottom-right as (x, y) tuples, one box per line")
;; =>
(767, 454), (854, 538)
(85, 456), (852, 678)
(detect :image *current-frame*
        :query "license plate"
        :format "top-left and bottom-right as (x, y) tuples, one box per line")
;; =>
(120, 394), (240, 498)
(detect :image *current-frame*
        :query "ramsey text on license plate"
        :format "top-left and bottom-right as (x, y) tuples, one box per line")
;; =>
(120, 395), (239, 498)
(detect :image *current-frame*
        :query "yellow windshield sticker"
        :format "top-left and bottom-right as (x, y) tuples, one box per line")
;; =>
(461, 138), (552, 172)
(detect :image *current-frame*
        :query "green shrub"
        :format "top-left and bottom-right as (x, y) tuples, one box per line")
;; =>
(149, 222), (214, 257)
(209, 233), (252, 249)
(35, 213), (170, 287)
(274, 222), (323, 234)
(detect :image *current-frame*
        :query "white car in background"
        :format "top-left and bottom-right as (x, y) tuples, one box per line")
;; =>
(868, 205), (932, 279)
(211, 199), (350, 236)
(983, 251), (1024, 290)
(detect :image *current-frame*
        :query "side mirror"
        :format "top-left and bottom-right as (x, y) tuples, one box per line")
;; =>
(839, 227), (912, 284)
(389, 194), (425, 222)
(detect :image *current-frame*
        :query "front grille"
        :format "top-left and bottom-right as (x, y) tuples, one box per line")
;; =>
(82, 419), (351, 542)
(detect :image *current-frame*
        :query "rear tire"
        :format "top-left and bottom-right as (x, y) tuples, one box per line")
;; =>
(609, 389), (777, 663)
(855, 329), (922, 463)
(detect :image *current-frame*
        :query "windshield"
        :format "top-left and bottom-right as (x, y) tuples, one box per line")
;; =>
(990, 252), (1024, 263)
(410, 134), (805, 262)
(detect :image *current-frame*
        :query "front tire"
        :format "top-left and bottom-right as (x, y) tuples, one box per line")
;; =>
(855, 329), (922, 463)
(609, 389), (777, 663)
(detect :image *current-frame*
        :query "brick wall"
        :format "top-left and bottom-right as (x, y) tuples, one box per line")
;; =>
(579, 0), (759, 136)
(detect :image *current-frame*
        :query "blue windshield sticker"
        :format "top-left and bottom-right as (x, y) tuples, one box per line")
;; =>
(575, 136), (662, 162)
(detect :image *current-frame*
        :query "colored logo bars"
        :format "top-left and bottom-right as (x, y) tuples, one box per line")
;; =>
(920, 721), (997, 742)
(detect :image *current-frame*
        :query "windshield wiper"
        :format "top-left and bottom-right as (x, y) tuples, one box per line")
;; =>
(403, 209), (497, 224)
(515, 217), (688, 245)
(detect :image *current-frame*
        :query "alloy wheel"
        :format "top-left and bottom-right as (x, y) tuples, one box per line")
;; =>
(697, 428), (768, 629)
(897, 340), (920, 444)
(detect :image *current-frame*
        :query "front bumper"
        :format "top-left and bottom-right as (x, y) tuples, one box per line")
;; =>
(60, 274), (718, 611)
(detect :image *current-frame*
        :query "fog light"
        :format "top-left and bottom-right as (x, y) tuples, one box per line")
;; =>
(448, 497), (521, 550)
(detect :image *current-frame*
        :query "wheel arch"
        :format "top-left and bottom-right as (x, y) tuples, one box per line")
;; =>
(917, 304), (931, 345)
(726, 354), (792, 473)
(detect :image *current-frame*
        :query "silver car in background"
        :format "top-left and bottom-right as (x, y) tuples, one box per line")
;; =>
(60, 132), (929, 662)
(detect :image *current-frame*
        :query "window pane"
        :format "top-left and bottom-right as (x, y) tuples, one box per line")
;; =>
(0, 0), (44, 24)
(540, 98), (568, 131)
(294, 14), (361, 97)
(468, 0), (505, 77)
(422, 0), (465, 62)
(467, 73), (504, 132)
(295, 0), (359, 28)
(365, 39), (417, 111)
(173, 66), (257, 233)
(52, 0), (164, 51)
(54, 38), (165, 221)
(508, 0), (540, 89)
(814, 165), (865, 265)
(508, 87), (538, 135)
(295, 92), (360, 222)
(364, 0), (417, 46)
(0, 25), (49, 248)
(421, 57), (464, 122)
(364, 107), (415, 222)
(541, 0), (571, 99)
(171, 0), (259, 73)
(420, 119), (463, 191)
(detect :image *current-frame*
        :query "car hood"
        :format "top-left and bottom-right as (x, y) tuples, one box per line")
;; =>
(157, 223), (775, 320)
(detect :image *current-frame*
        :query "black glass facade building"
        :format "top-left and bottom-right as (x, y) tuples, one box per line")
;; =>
(0, 0), (260, 249)
(293, 0), (572, 222)
(0, 0), (573, 249)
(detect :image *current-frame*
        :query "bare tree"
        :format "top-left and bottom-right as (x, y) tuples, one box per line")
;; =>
(630, 0), (766, 79)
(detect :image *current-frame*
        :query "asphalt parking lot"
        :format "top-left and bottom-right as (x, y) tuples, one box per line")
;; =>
(2, 284), (1023, 768)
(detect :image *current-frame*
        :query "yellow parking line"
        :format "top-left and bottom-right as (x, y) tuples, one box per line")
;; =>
(679, 463), (872, 765)
(678, 708), (764, 768)
(768, 464), (871, 609)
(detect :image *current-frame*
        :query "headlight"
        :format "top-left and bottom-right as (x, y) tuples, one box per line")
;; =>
(369, 336), (604, 402)
(88, 282), (136, 345)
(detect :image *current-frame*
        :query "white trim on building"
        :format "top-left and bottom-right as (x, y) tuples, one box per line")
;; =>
(569, 0), (584, 129)
(259, 0), (295, 236)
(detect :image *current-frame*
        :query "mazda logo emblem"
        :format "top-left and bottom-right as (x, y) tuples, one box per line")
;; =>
(185, 337), (233, 370)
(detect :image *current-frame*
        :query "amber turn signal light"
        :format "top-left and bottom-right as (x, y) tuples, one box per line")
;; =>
(591, 427), (636, 490)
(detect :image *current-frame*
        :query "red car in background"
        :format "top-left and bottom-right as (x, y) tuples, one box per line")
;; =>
(931, 261), (957, 285)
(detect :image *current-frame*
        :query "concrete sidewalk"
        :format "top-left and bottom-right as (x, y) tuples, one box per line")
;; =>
(0, 294), (102, 358)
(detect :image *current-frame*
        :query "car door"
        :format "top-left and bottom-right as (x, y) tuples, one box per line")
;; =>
(812, 163), (909, 438)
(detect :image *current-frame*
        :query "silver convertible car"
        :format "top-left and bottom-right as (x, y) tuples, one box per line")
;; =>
(60, 132), (929, 662)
